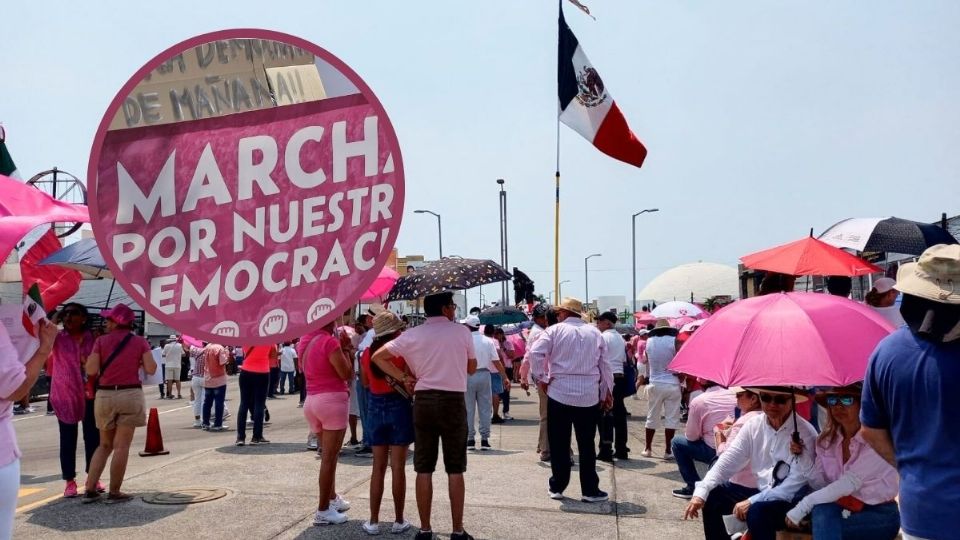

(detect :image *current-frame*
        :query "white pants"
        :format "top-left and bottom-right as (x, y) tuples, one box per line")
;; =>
(645, 383), (682, 430)
(191, 377), (205, 417)
(0, 458), (19, 540)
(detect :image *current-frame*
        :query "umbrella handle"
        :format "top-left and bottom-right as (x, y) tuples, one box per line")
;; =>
(791, 393), (801, 446)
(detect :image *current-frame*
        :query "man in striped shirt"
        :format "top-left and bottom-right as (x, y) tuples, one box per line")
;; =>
(529, 297), (613, 503)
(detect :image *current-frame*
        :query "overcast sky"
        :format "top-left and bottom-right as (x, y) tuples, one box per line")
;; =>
(3, 1), (959, 310)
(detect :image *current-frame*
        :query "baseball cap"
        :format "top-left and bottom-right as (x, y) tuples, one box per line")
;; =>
(872, 277), (897, 294)
(596, 311), (618, 324)
(461, 315), (481, 328)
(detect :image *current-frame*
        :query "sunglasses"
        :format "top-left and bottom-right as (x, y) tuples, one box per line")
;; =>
(825, 396), (857, 407)
(759, 393), (791, 405)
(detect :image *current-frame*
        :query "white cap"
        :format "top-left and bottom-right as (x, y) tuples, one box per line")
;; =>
(461, 315), (481, 328)
(873, 277), (897, 294)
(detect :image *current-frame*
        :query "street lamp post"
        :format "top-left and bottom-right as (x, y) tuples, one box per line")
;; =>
(631, 208), (659, 314)
(558, 279), (570, 300)
(414, 210), (442, 259)
(497, 179), (509, 305)
(584, 253), (601, 309)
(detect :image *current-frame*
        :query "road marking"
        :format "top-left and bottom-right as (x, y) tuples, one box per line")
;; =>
(18, 488), (42, 497)
(14, 404), (191, 423)
(158, 405), (191, 414)
(16, 493), (63, 514)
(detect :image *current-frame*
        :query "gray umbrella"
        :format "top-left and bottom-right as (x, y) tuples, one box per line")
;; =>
(37, 238), (111, 278)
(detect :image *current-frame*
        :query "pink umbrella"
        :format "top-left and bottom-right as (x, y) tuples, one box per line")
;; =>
(181, 335), (203, 348)
(0, 174), (90, 263)
(670, 316), (697, 329)
(668, 292), (895, 387)
(634, 311), (657, 328)
(360, 266), (401, 302)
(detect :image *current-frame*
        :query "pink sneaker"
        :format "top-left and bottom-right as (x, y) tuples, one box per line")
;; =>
(63, 480), (79, 498)
(95, 481), (107, 493)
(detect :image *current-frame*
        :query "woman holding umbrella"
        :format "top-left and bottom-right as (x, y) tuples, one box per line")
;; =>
(780, 384), (900, 540)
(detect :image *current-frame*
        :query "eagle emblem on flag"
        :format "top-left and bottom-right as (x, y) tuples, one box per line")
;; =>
(575, 66), (607, 107)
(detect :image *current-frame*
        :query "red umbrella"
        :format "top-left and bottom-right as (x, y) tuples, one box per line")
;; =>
(740, 236), (881, 277)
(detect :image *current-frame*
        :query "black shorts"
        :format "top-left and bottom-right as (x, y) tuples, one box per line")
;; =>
(412, 390), (467, 474)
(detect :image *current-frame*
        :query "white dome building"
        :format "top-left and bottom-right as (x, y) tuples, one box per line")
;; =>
(637, 262), (739, 305)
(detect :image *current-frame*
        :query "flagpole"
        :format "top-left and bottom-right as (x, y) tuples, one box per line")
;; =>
(554, 0), (562, 304)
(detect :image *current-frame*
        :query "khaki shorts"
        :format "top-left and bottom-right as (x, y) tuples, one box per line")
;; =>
(165, 365), (182, 381)
(95, 388), (147, 430)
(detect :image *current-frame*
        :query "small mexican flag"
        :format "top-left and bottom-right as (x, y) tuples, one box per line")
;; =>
(0, 125), (21, 179)
(22, 283), (46, 337)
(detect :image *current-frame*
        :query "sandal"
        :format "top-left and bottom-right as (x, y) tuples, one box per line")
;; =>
(105, 492), (134, 504)
(80, 491), (101, 504)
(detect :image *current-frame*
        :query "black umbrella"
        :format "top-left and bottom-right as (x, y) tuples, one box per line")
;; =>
(478, 306), (527, 325)
(820, 217), (958, 255)
(387, 258), (512, 301)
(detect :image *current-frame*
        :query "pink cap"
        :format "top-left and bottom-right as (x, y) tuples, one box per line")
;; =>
(101, 303), (135, 325)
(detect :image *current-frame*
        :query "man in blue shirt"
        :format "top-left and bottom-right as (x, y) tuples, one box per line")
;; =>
(861, 244), (960, 540)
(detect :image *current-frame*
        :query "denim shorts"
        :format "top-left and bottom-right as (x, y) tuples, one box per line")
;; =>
(367, 392), (414, 447)
(490, 372), (504, 395)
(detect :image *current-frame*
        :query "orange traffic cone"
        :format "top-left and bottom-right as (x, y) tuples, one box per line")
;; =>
(139, 407), (170, 457)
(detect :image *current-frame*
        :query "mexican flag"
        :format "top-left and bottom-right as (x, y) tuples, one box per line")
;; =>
(22, 283), (46, 338)
(0, 125), (20, 179)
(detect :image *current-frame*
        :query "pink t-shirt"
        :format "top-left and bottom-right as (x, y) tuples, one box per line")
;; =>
(49, 330), (95, 424)
(299, 330), (347, 395)
(93, 330), (151, 386)
(203, 344), (230, 388)
(685, 387), (737, 449)
(0, 325), (26, 467)
(385, 317), (475, 393)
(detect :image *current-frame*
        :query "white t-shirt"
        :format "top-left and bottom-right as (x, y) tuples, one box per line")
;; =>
(471, 332), (500, 372)
(162, 342), (183, 367)
(869, 304), (906, 329)
(152, 346), (163, 367)
(645, 334), (679, 385)
(601, 329), (627, 375)
(279, 345), (297, 372)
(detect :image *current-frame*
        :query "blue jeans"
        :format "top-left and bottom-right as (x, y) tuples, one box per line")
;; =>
(671, 436), (717, 489)
(202, 385), (227, 427)
(278, 371), (296, 393)
(811, 501), (900, 540)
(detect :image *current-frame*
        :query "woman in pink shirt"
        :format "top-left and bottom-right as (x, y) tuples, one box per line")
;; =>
(783, 384), (900, 539)
(298, 320), (354, 526)
(81, 304), (156, 504)
(0, 319), (56, 538)
(48, 303), (102, 498)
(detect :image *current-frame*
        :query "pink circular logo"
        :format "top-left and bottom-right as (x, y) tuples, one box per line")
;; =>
(88, 30), (404, 345)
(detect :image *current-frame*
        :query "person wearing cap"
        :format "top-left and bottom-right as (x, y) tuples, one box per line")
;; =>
(683, 386), (817, 540)
(370, 291), (478, 540)
(669, 381), (737, 499)
(161, 335), (184, 400)
(860, 244), (960, 540)
(461, 315), (502, 450)
(528, 297), (613, 503)
(774, 384), (901, 539)
(81, 303), (156, 504)
(641, 319), (683, 459)
(863, 277), (906, 328)
(359, 311), (413, 536)
(520, 303), (555, 461)
(595, 311), (630, 462)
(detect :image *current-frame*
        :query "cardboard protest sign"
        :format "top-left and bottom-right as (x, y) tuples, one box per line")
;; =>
(89, 30), (404, 345)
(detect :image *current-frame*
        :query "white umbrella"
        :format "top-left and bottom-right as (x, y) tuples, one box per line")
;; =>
(651, 301), (704, 319)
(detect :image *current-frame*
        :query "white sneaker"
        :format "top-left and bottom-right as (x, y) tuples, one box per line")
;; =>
(362, 520), (381, 535)
(192, 420), (202, 428)
(390, 521), (411, 534)
(548, 490), (564, 500)
(330, 494), (351, 512)
(663, 452), (675, 461)
(503, 413), (513, 420)
(313, 508), (348, 525)
(640, 449), (653, 458)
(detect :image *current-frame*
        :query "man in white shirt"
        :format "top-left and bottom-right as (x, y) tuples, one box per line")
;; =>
(528, 298), (613, 503)
(162, 336), (185, 399)
(278, 342), (298, 394)
(595, 311), (629, 462)
(683, 386), (817, 540)
(151, 344), (165, 399)
(462, 316), (506, 450)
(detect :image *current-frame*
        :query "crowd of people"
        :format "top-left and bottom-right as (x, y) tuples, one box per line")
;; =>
(2, 244), (958, 540)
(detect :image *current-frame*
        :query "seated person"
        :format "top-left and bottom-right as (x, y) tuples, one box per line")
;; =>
(670, 381), (737, 499)
(782, 384), (900, 540)
(713, 388), (764, 493)
(683, 387), (818, 540)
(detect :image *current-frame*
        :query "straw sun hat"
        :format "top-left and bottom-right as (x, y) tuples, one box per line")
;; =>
(372, 311), (405, 337)
(556, 297), (585, 316)
(895, 244), (960, 305)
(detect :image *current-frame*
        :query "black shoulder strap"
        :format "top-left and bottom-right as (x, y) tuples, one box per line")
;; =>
(99, 333), (134, 379)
